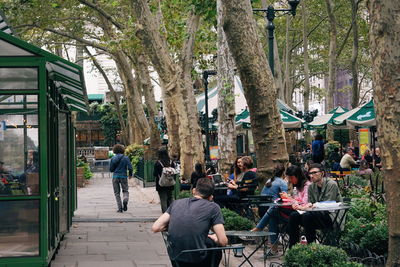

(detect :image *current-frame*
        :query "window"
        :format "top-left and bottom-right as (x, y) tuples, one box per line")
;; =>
(0, 200), (40, 257)
(0, 95), (39, 196)
(0, 68), (38, 90)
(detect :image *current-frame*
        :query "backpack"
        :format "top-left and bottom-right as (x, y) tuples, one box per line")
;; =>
(158, 161), (177, 187)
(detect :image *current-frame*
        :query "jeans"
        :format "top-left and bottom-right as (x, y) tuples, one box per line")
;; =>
(158, 189), (173, 213)
(256, 206), (280, 244)
(288, 211), (333, 247)
(112, 178), (129, 210)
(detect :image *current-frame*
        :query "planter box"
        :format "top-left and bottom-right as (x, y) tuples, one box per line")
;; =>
(76, 167), (85, 187)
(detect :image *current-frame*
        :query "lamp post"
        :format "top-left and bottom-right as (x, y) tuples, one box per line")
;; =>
(203, 70), (217, 163)
(253, 0), (300, 75)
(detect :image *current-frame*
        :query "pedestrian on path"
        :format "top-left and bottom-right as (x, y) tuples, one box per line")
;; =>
(154, 148), (176, 213)
(109, 144), (133, 213)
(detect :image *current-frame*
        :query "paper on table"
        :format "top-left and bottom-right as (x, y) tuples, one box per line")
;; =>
(313, 202), (343, 208)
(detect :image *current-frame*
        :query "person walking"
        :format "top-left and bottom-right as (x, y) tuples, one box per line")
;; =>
(154, 148), (176, 213)
(109, 144), (133, 213)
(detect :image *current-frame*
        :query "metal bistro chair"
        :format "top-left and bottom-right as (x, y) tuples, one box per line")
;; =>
(161, 232), (245, 267)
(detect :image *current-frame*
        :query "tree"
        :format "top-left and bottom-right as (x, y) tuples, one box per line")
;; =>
(221, 0), (288, 186)
(325, 0), (338, 112)
(131, 0), (205, 179)
(216, 0), (237, 176)
(369, 0), (400, 265)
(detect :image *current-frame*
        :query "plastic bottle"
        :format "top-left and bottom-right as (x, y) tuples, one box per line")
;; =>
(292, 187), (298, 198)
(300, 236), (307, 245)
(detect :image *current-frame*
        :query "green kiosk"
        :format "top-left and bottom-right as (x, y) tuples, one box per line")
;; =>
(0, 30), (88, 266)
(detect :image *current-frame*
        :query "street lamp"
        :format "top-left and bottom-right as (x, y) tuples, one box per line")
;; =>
(253, 0), (300, 75)
(203, 70), (217, 163)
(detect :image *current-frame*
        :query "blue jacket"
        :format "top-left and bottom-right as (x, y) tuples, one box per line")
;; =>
(261, 177), (288, 200)
(109, 154), (133, 178)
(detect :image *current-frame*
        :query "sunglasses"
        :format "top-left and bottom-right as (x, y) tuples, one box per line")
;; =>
(308, 171), (321, 175)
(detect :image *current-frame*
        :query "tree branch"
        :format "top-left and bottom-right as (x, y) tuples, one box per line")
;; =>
(337, 24), (353, 59)
(180, 12), (200, 74)
(43, 27), (108, 51)
(77, 0), (124, 30)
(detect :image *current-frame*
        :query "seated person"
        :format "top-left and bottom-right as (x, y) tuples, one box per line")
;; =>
(361, 149), (373, 168)
(252, 165), (309, 255)
(287, 163), (342, 248)
(328, 147), (341, 171)
(214, 156), (257, 209)
(340, 148), (357, 171)
(190, 163), (206, 189)
(358, 160), (373, 175)
(152, 178), (228, 267)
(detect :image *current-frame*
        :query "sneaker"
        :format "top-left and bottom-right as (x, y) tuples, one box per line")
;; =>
(123, 201), (128, 211)
(264, 249), (280, 258)
(117, 209), (123, 213)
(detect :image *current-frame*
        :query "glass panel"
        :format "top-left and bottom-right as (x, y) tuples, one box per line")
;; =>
(0, 95), (38, 109)
(0, 68), (38, 90)
(58, 113), (68, 233)
(0, 200), (39, 257)
(0, 39), (35, 56)
(0, 95), (39, 196)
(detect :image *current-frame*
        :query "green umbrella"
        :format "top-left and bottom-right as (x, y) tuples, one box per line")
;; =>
(333, 100), (375, 127)
(308, 106), (348, 129)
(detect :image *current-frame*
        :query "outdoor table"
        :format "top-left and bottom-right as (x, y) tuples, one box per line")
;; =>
(225, 230), (274, 267)
(303, 204), (351, 245)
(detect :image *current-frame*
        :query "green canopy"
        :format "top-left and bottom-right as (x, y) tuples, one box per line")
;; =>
(236, 109), (304, 129)
(308, 106), (348, 129)
(334, 100), (375, 127)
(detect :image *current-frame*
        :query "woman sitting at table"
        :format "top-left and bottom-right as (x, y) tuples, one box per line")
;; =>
(251, 165), (310, 256)
(214, 156), (257, 209)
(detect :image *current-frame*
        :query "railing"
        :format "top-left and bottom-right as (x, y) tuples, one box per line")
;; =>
(77, 147), (95, 157)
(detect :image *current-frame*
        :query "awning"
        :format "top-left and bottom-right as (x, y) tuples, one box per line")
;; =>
(334, 100), (375, 127)
(309, 106), (349, 129)
(235, 109), (304, 129)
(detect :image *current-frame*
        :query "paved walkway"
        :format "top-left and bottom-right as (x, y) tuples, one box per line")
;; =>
(51, 173), (283, 267)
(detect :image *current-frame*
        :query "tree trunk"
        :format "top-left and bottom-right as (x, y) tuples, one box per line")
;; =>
(132, 0), (204, 180)
(369, 1), (400, 265)
(325, 0), (337, 112)
(221, 0), (288, 187)
(350, 0), (359, 108)
(113, 51), (150, 144)
(84, 47), (129, 145)
(283, 15), (293, 106)
(217, 0), (237, 176)
(302, 0), (311, 112)
(134, 52), (162, 159)
(97, 15), (150, 144)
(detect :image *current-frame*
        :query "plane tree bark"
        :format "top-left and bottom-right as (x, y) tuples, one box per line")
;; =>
(217, 0), (237, 176)
(221, 0), (288, 186)
(369, 0), (400, 265)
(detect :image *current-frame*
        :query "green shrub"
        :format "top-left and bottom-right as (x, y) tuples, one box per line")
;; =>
(83, 163), (93, 180)
(125, 144), (144, 174)
(360, 223), (388, 256)
(221, 208), (255, 231)
(76, 158), (93, 180)
(283, 243), (355, 267)
(177, 190), (192, 199)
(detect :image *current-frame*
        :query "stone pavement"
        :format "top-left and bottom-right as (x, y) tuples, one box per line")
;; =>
(51, 173), (283, 267)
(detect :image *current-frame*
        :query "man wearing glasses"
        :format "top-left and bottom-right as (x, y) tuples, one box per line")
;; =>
(287, 163), (342, 247)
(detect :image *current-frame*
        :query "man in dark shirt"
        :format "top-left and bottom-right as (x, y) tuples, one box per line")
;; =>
(152, 178), (228, 267)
